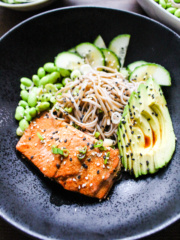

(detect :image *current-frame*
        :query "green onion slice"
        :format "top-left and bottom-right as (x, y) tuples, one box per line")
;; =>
(104, 152), (110, 165)
(64, 107), (73, 113)
(63, 149), (69, 157)
(77, 153), (86, 160)
(37, 132), (44, 141)
(78, 146), (87, 154)
(94, 139), (103, 148)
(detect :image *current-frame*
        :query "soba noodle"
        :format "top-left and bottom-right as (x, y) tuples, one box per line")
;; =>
(51, 65), (141, 142)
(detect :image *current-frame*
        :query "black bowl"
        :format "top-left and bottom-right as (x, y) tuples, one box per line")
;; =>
(0, 6), (180, 240)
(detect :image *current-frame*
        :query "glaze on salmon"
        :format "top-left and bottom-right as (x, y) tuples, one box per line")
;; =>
(16, 112), (121, 199)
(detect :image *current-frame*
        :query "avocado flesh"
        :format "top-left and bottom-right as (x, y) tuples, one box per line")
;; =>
(118, 78), (176, 177)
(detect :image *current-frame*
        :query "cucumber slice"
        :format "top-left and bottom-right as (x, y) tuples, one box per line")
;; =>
(101, 48), (120, 71)
(127, 60), (147, 73)
(108, 34), (131, 68)
(94, 35), (106, 48)
(55, 52), (84, 71)
(68, 47), (76, 53)
(76, 42), (105, 68)
(129, 63), (171, 86)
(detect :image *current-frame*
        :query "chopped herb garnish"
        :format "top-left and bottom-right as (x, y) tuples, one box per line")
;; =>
(104, 152), (110, 165)
(78, 146), (87, 155)
(94, 131), (100, 138)
(77, 153), (86, 160)
(37, 132), (44, 141)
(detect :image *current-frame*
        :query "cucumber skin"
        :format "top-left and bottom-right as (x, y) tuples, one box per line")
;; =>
(75, 42), (105, 67)
(127, 60), (147, 73)
(129, 63), (171, 86)
(108, 34), (131, 68)
(101, 48), (120, 70)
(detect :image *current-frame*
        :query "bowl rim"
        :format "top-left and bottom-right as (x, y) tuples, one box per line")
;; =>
(0, 6), (180, 240)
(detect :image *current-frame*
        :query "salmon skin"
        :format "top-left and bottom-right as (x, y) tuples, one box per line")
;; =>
(16, 112), (121, 199)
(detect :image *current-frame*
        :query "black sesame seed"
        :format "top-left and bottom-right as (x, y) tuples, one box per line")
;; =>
(82, 163), (88, 169)
(131, 131), (134, 134)
(146, 161), (149, 166)
(70, 158), (72, 161)
(56, 163), (60, 169)
(30, 156), (34, 159)
(137, 136), (141, 139)
(97, 170), (100, 174)
(123, 134), (125, 138)
(50, 137), (53, 139)
(90, 144), (94, 150)
(77, 175), (81, 179)
(87, 158), (91, 162)
(87, 142), (90, 146)
(29, 137), (31, 140)
(83, 137), (86, 141)
(64, 139), (67, 143)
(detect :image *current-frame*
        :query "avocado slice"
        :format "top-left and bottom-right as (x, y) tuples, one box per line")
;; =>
(118, 78), (176, 177)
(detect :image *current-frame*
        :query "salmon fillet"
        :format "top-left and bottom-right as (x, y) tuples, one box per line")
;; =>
(16, 112), (121, 199)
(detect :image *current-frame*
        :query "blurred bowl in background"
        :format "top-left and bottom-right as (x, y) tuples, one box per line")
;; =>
(0, 0), (56, 11)
(137, 0), (180, 34)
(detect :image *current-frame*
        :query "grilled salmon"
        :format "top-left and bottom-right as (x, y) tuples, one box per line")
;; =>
(16, 112), (121, 199)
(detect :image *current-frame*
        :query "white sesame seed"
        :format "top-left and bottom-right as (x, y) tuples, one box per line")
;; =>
(102, 176), (105, 179)
(96, 163), (100, 166)
(82, 183), (86, 188)
(78, 185), (81, 189)
(73, 178), (76, 182)
(85, 176), (88, 180)
(90, 183), (93, 187)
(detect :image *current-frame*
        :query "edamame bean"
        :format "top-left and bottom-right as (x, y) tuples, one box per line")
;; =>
(50, 96), (57, 104)
(167, 7), (176, 14)
(58, 68), (70, 77)
(37, 67), (46, 78)
(159, 0), (167, 8)
(166, 2), (172, 7)
(28, 91), (37, 107)
(15, 106), (25, 121)
(19, 119), (29, 131)
(39, 75), (50, 86)
(32, 74), (40, 87)
(174, 0), (180, 3)
(36, 102), (50, 112)
(175, 9), (180, 18)
(20, 77), (33, 87)
(54, 83), (63, 90)
(39, 93), (52, 102)
(45, 83), (57, 93)
(48, 72), (60, 84)
(28, 107), (37, 118)
(20, 83), (27, 90)
(70, 69), (81, 80)
(16, 127), (24, 136)
(19, 100), (28, 108)
(24, 109), (32, 122)
(20, 90), (29, 101)
(39, 72), (60, 86)
(44, 62), (57, 73)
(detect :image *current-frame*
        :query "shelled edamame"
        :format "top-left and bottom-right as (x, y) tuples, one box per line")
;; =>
(154, 0), (180, 18)
(15, 63), (78, 136)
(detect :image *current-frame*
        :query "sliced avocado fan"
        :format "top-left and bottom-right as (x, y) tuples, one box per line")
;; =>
(117, 78), (176, 178)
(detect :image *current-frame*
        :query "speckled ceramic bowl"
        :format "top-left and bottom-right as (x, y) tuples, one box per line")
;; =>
(137, 0), (180, 34)
(0, 0), (56, 11)
(0, 6), (180, 240)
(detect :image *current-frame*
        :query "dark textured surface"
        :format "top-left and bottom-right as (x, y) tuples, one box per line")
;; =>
(0, 6), (180, 240)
